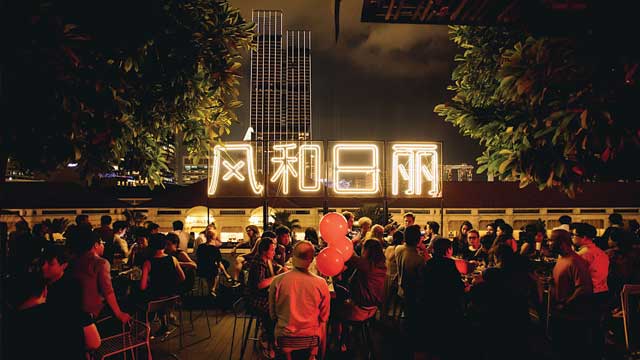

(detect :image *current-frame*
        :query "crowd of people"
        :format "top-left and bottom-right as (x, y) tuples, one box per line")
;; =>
(3, 211), (640, 359)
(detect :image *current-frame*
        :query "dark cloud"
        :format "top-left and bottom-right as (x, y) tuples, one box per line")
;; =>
(228, 0), (483, 165)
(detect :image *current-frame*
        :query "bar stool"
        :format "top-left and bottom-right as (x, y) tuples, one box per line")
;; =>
(143, 295), (183, 359)
(346, 314), (376, 360)
(276, 335), (320, 360)
(229, 297), (262, 360)
(181, 269), (213, 346)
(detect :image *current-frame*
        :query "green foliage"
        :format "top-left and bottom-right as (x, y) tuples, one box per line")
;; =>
(435, 26), (639, 197)
(3, 0), (255, 187)
(272, 211), (302, 232)
(42, 218), (70, 234)
(355, 204), (393, 227)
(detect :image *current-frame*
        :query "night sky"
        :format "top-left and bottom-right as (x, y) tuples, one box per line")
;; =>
(227, 0), (483, 165)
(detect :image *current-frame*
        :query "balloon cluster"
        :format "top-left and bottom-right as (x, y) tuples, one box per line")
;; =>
(316, 213), (354, 277)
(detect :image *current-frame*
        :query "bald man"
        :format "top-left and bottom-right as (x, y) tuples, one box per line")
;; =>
(269, 241), (330, 356)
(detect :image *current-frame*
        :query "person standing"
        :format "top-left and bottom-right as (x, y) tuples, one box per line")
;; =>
(395, 225), (427, 327)
(550, 229), (594, 359)
(383, 231), (403, 318)
(416, 237), (466, 360)
(571, 223), (610, 358)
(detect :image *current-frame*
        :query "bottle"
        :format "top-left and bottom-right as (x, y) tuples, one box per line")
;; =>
(534, 240), (542, 260)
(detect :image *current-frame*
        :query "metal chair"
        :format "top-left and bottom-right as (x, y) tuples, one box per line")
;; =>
(276, 335), (320, 360)
(144, 295), (184, 358)
(621, 284), (640, 355)
(346, 313), (377, 360)
(93, 319), (151, 360)
(229, 297), (262, 360)
(181, 269), (213, 346)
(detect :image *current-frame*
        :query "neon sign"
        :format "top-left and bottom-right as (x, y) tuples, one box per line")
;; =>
(208, 141), (441, 198)
(208, 144), (264, 195)
(391, 144), (439, 196)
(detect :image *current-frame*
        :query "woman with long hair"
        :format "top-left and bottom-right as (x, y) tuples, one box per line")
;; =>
(336, 239), (387, 351)
(453, 221), (473, 257)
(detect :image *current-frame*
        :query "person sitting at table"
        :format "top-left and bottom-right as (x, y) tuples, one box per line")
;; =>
(462, 229), (489, 264)
(140, 233), (186, 336)
(165, 232), (197, 295)
(165, 233), (197, 270)
(274, 226), (293, 268)
(233, 231), (276, 283)
(69, 226), (131, 323)
(6, 272), (101, 359)
(248, 237), (285, 358)
(128, 228), (151, 267)
(452, 220), (473, 257)
(196, 228), (228, 297)
(335, 239), (386, 352)
(112, 220), (130, 263)
(41, 244), (83, 315)
(269, 241), (330, 359)
(492, 223), (518, 254)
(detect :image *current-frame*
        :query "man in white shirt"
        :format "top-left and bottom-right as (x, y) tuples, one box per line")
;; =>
(171, 220), (191, 252)
(269, 240), (330, 358)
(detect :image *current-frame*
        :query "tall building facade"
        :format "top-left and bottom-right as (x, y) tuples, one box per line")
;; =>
(250, 10), (312, 142)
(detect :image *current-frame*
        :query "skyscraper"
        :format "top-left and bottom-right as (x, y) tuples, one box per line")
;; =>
(285, 30), (312, 141)
(250, 10), (312, 142)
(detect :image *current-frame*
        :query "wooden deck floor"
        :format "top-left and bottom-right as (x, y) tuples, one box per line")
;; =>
(116, 300), (627, 360)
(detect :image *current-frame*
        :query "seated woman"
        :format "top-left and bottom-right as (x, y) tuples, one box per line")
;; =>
(492, 223), (518, 253)
(165, 233), (197, 270)
(140, 234), (186, 335)
(128, 229), (151, 267)
(247, 237), (285, 358)
(336, 239), (386, 351)
(231, 226), (261, 281)
(196, 229), (229, 297)
(165, 233), (197, 294)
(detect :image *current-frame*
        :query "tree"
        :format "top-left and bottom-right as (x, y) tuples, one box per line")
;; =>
(435, 26), (639, 197)
(2, 0), (254, 186)
(272, 211), (302, 233)
(355, 204), (393, 227)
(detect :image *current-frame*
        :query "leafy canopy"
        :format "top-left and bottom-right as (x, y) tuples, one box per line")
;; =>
(435, 26), (639, 197)
(3, 0), (255, 186)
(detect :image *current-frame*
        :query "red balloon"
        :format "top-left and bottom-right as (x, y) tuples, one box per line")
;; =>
(319, 212), (348, 245)
(316, 247), (345, 277)
(333, 236), (354, 262)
